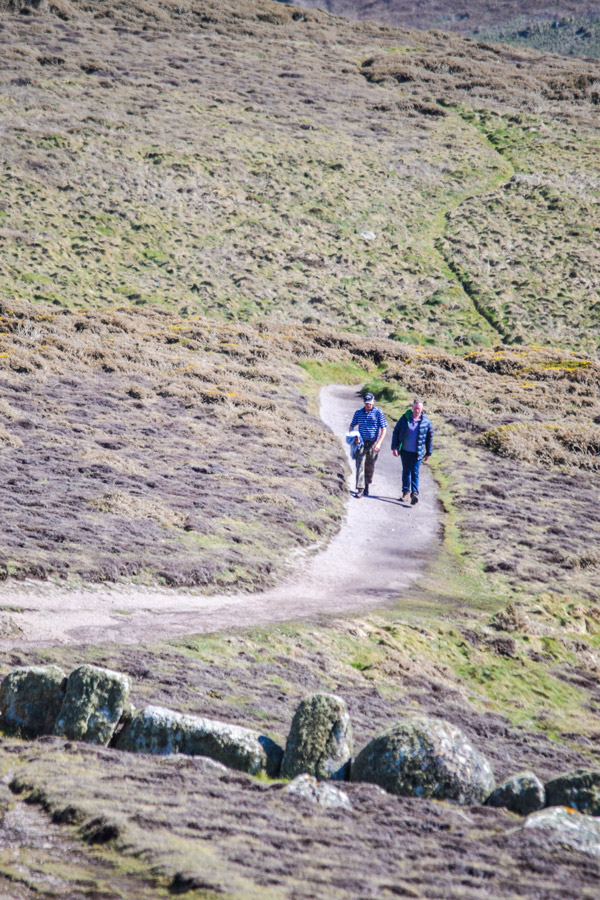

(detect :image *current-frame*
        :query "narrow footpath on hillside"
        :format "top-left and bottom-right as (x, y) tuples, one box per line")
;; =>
(0, 386), (440, 647)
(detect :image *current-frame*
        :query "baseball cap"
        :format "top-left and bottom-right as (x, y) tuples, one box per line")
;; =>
(363, 392), (375, 402)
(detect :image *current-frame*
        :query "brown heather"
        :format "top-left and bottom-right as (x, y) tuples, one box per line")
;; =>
(293, 0), (600, 56)
(0, 298), (349, 587)
(0, 2), (599, 898)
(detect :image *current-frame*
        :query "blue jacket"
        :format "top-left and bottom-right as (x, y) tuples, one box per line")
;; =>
(391, 409), (434, 459)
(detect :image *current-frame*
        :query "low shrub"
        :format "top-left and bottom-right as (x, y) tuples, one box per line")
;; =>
(480, 422), (600, 471)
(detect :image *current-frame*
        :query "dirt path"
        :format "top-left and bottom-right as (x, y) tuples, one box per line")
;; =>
(0, 386), (440, 647)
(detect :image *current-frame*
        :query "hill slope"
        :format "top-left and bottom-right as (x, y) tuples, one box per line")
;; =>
(0, 3), (600, 897)
(290, 0), (600, 56)
(1, 0), (599, 353)
(0, 0), (598, 590)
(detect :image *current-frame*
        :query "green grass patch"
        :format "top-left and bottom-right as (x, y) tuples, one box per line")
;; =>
(298, 360), (373, 403)
(20, 272), (50, 285)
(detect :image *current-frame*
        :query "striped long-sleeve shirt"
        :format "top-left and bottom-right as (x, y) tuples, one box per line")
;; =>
(350, 406), (387, 442)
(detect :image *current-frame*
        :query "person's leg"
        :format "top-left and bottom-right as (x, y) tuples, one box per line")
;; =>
(400, 450), (412, 496)
(355, 444), (366, 494)
(410, 456), (422, 504)
(364, 441), (378, 491)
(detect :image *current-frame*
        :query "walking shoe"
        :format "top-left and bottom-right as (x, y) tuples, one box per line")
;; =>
(411, 492), (419, 505)
(356, 489), (364, 498)
(364, 485), (369, 497)
(401, 491), (410, 503)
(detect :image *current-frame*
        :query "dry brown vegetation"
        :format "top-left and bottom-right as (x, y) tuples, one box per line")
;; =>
(0, 298), (348, 586)
(293, 0), (600, 55)
(2, 602), (600, 899)
(292, 0), (598, 31)
(378, 342), (600, 599)
(0, 1), (599, 897)
(3, 735), (597, 900)
(0, 0), (596, 592)
(1, 0), (598, 354)
(0, 294), (598, 608)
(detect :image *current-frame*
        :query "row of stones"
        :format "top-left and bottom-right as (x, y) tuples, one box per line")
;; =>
(282, 692), (600, 819)
(1, 665), (599, 821)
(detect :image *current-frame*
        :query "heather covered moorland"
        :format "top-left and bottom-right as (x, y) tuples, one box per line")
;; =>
(0, 0), (599, 897)
(292, 0), (600, 57)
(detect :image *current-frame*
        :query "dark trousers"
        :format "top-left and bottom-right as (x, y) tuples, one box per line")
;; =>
(355, 440), (378, 491)
(400, 450), (422, 495)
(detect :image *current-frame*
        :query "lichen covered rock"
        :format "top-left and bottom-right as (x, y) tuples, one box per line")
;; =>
(53, 665), (132, 746)
(485, 771), (545, 815)
(116, 705), (283, 776)
(283, 774), (352, 810)
(351, 715), (495, 804)
(523, 806), (600, 857)
(0, 666), (66, 737)
(545, 769), (600, 816)
(281, 693), (353, 781)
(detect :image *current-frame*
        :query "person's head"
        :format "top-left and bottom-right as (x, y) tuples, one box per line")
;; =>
(412, 398), (424, 418)
(363, 392), (375, 410)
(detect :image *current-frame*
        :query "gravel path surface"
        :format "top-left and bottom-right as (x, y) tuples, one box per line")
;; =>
(0, 386), (439, 647)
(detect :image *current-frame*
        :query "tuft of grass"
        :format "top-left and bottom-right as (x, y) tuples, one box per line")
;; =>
(299, 359), (371, 386)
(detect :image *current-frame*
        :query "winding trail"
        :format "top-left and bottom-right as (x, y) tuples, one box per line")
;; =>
(0, 386), (440, 647)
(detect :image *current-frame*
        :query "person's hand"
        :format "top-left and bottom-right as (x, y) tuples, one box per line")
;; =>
(423, 454), (430, 462)
(374, 443), (381, 452)
(392, 449), (399, 457)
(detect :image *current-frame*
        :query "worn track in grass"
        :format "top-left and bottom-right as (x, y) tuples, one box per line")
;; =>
(0, 385), (439, 647)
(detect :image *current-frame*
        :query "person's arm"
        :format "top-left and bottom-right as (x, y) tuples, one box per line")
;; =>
(373, 410), (386, 452)
(423, 421), (434, 462)
(374, 425), (386, 452)
(391, 418), (402, 456)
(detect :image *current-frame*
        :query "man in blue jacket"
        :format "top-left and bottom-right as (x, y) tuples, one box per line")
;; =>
(391, 398), (433, 505)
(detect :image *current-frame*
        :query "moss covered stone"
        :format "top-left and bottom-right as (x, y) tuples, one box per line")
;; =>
(545, 769), (600, 816)
(0, 665), (67, 737)
(281, 693), (353, 781)
(351, 715), (495, 804)
(523, 807), (600, 857)
(485, 771), (545, 815)
(116, 705), (283, 776)
(53, 665), (132, 746)
(283, 774), (352, 810)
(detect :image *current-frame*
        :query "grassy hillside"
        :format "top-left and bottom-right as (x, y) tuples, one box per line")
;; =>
(0, 1), (600, 896)
(291, 0), (600, 57)
(0, 301), (350, 587)
(0, 0), (598, 589)
(1, 0), (598, 354)
(479, 14), (600, 58)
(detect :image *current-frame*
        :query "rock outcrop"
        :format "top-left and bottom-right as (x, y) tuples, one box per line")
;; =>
(545, 769), (600, 816)
(281, 693), (353, 781)
(283, 773), (352, 810)
(116, 705), (283, 776)
(485, 772), (545, 815)
(351, 715), (495, 805)
(523, 806), (600, 857)
(53, 665), (132, 746)
(0, 665), (66, 737)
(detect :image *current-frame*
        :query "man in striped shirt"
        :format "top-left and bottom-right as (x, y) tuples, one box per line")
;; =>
(349, 392), (387, 498)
